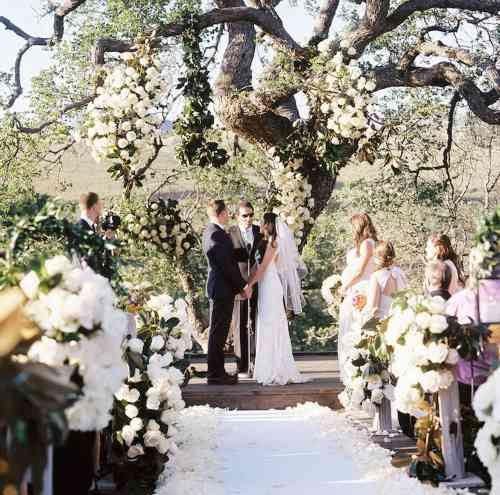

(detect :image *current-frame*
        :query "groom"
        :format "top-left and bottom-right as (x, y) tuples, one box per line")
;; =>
(203, 200), (252, 385)
(228, 200), (262, 376)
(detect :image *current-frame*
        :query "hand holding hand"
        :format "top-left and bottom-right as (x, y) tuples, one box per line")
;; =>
(243, 284), (253, 300)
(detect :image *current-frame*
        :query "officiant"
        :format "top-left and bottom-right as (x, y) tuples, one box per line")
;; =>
(229, 200), (262, 377)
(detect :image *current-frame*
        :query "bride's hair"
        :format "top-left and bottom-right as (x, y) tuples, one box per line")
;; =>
(374, 241), (396, 269)
(261, 212), (278, 248)
(428, 233), (464, 284)
(351, 213), (378, 252)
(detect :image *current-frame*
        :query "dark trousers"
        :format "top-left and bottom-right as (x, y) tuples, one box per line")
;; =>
(208, 297), (235, 379)
(53, 431), (96, 495)
(236, 293), (258, 372)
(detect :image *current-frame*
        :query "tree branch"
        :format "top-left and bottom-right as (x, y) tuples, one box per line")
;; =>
(373, 62), (500, 124)
(0, 0), (88, 109)
(310, 0), (341, 44)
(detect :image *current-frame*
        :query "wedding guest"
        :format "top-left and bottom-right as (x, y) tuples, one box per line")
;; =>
(424, 260), (452, 300)
(338, 213), (378, 385)
(446, 278), (499, 403)
(78, 191), (102, 233)
(425, 233), (464, 295)
(366, 241), (408, 320)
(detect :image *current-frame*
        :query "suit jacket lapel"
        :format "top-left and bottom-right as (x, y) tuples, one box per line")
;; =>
(236, 226), (247, 250)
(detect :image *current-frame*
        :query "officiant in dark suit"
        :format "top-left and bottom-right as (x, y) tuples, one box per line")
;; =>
(228, 200), (263, 377)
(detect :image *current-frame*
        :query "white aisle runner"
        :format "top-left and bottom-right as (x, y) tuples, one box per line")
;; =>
(155, 404), (469, 495)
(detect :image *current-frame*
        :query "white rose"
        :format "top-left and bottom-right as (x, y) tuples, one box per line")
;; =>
(157, 436), (171, 454)
(429, 314), (448, 334)
(125, 405), (139, 418)
(426, 342), (450, 364)
(317, 39), (331, 54)
(126, 131), (137, 142)
(45, 256), (72, 276)
(144, 430), (163, 449)
(128, 338), (144, 354)
(147, 419), (161, 431)
(420, 370), (445, 393)
(365, 80), (376, 92)
(150, 335), (165, 351)
(426, 297), (447, 315)
(121, 121), (132, 132)
(130, 417), (143, 431)
(121, 425), (136, 446)
(415, 312), (432, 330)
(20, 271), (40, 299)
(118, 138), (128, 149)
(127, 445), (144, 458)
(146, 395), (161, 410)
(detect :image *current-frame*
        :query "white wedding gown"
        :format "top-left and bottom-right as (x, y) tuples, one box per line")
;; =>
(253, 250), (308, 386)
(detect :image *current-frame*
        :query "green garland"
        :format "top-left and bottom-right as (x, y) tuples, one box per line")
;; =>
(174, 13), (229, 169)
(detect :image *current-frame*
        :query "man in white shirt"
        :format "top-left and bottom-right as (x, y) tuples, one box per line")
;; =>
(228, 200), (263, 376)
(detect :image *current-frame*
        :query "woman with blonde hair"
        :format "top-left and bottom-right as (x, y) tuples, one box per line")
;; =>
(338, 213), (378, 384)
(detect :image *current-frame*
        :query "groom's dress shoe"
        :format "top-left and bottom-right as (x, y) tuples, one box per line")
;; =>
(207, 373), (238, 385)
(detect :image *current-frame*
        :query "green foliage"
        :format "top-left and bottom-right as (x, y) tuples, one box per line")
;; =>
(174, 12), (229, 170)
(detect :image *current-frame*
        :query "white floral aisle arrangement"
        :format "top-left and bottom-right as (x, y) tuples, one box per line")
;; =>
(121, 197), (195, 259)
(112, 292), (193, 494)
(22, 255), (129, 431)
(339, 316), (395, 418)
(84, 35), (166, 186)
(473, 366), (500, 491)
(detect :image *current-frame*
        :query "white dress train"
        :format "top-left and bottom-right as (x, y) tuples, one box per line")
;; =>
(253, 250), (308, 386)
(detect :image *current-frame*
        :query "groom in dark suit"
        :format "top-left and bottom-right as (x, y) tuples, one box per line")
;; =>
(228, 200), (262, 376)
(203, 200), (252, 385)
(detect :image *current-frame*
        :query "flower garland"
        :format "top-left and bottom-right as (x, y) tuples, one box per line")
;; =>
(121, 198), (195, 259)
(22, 255), (128, 431)
(85, 36), (165, 188)
(112, 292), (193, 494)
(473, 366), (500, 491)
(174, 13), (229, 169)
(469, 206), (500, 282)
(268, 155), (315, 241)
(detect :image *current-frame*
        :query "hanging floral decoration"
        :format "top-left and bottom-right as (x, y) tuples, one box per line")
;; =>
(268, 154), (314, 242)
(320, 273), (343, 317)
(85, 35), (165, 190)
(121, 198), (195, 259)
(469, 206), (500, 282)
(21, 255), (128, 431)
(174, 13), (229, 169)
(112, 292), (193, 494)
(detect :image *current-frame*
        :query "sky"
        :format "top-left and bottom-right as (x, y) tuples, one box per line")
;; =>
(0, 1), (320, 112)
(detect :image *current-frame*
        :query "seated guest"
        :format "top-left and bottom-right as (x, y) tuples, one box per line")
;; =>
(446, 278), (499, 403)
(425, 260), (452, 300)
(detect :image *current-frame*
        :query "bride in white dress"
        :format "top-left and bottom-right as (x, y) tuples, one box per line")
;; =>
(248, 213), (308, 386)
(338, 213), (378, 384)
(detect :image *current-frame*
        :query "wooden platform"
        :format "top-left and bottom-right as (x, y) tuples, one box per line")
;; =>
(184, 355), (344, 410)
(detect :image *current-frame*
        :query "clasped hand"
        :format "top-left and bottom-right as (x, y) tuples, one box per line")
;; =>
(240, 285), (253, 300)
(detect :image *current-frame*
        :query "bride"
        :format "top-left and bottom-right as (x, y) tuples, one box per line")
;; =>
(248, 212), (308, 386)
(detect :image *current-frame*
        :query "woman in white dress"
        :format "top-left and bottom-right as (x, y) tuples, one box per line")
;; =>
(248, 213), (308, 386)
(365, 241), (408, 319)
(424, 233), (464, 295)
(338, 213), (378, 384)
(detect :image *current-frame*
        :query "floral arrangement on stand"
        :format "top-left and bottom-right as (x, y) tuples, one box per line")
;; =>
(386, 292), (489, 483)
(121, 198), (195, 259)
(0, 286), (78, 495)
(84, 35), (166, 190)
(17, 255), (129, 431)
(112, 292), (193, 495)
(473, 365), (500, 491)
(339, 316), (395, 419)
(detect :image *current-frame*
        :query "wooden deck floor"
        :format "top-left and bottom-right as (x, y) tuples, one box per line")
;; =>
(184, 355), (343, 410)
